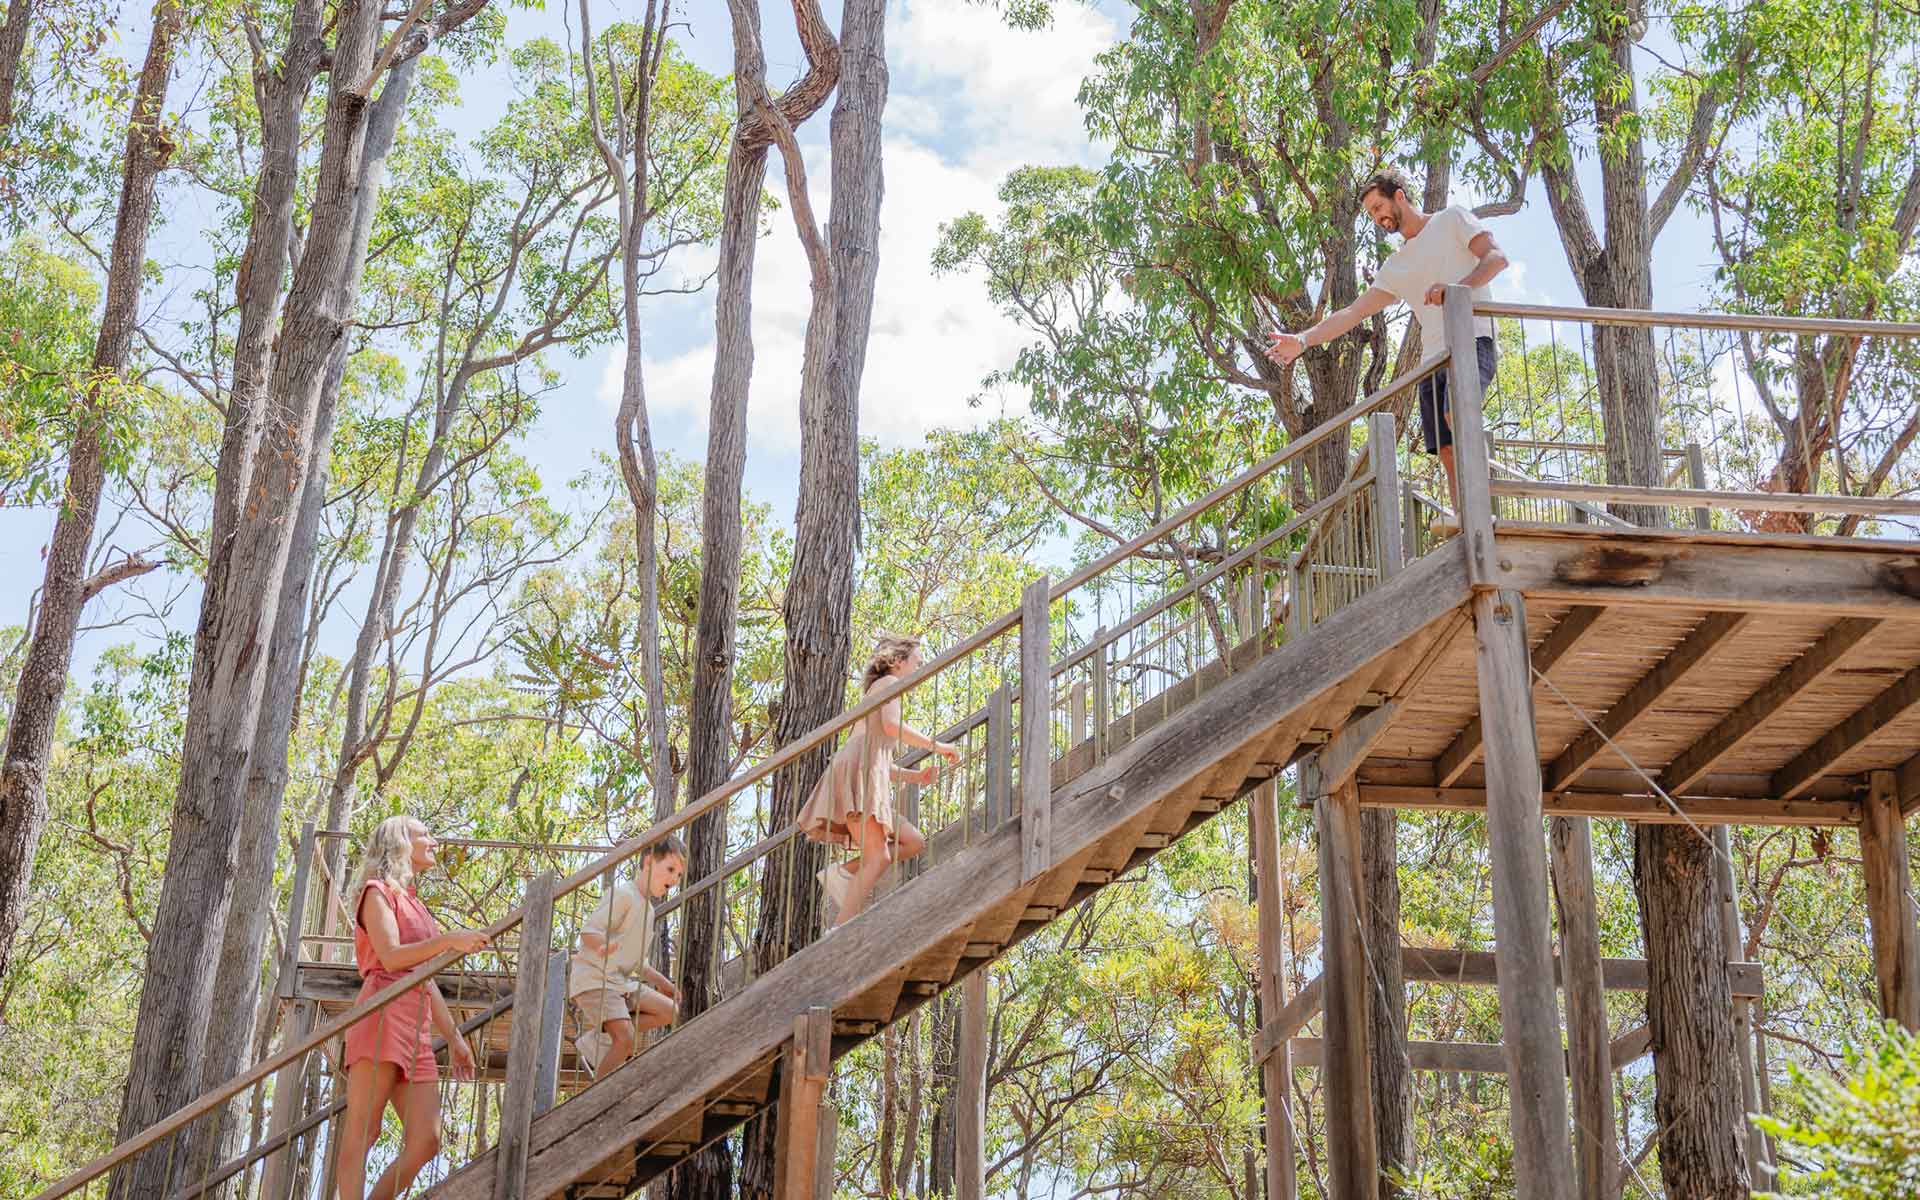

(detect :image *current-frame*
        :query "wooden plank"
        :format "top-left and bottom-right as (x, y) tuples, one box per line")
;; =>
(1443, 285), (1497, 588)
(1438, 604), (1605, 786)
(441, 542), (1474, 1200)
(1292, 1025), (1660, 1075)
(1370, 411), (1406, 578)
(1773, 663), (1920, 799)
(815, 1101), (837, 1197)
(1490, 476), (1920, 519)
(1355, 784), (1860, 827)
(772, 1006), (832, 1200)
(494, 871), (556, 1200)
(1251, 975), (1328, 1064)
(1659, 617), (1882, 793)
(1899, 752), (1920, 819)
(1469, 588), (1575, 1190)
(1861, 771), (1920, 1031)
(1608, 1025), (1653, 1070)
(1311, 769), (1378, 1199)
(1400, 946), (1763, 999)
(1317, 702), (1398, 791)
(1494, 529), (1920, 619)
(1550, 817), (1616, 1200)
(257, 1000), (315, 1200)
(1543, 611), (1750, 791)
(1713, 825), (1772, 1177)
(1021, 577), (1052, 883)
(956, 971), (988, 1200)
(1250, 779), (1298, 1200)
(986, 684), (1012, 830)
(277, 823), (317, 998)
(533, 949), (568, 1115)
(1475, 298), (1920, 338)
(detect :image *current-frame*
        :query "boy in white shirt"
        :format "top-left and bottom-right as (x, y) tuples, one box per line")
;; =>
(1265, 167), (1509, 523)
(570, 834), (688, 1077)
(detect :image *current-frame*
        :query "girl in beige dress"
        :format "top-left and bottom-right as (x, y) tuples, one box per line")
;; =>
(798, 634), (961, 926)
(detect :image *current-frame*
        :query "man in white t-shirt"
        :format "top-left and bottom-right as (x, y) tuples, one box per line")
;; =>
(1265, 167), (1509, 521)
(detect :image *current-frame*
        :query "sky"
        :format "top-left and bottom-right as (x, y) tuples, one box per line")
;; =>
(0, 0), (1731, 675)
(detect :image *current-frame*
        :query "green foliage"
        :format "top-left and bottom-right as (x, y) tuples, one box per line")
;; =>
(0, 234), (119, 507)
(1757, 1022), (1920, 1198)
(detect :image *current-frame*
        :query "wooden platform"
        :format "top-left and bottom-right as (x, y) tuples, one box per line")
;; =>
(419, 524), (1920, 1200)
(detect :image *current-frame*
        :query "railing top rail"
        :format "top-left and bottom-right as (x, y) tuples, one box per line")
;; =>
(27, 352), (1450, 1200)
(308, 831), (616, 854)
(1475, 300), (1920, 338)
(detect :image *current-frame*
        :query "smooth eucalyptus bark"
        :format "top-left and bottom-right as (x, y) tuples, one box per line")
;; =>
(111, 6), (392, 1191)
(0, 0), (181, 988)
(191, 54), (417, 1173)
(0, 0), (32, 136)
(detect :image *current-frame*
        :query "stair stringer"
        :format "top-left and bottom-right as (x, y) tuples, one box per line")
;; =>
(426, 540), (1472, 1200)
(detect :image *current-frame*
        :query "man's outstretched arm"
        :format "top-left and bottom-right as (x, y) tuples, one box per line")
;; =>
(1266, 286), (1396, 365)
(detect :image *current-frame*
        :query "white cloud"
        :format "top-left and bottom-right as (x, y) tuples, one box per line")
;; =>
(594, 4), (1121, 458)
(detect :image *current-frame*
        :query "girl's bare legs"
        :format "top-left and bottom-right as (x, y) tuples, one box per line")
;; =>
(597, 1017), (637, 1077)
(365, 1078), (443, 1200)
(335, 1061), (401, 1200)
(834, 816), (927, 927)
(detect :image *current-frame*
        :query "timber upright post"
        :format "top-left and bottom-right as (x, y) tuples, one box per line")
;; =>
(772, 1005), (834, 1200)
(956, 969), (989, 1200)
(1368, 412), (1405, 578)
(495, 871), (556, 1200)
(1443, 285), (1577, 1193)
(1251, 778), (1298, 1200)
(261, 821), (319, 1200)
(1020, 576), (1052, 883)
(1306, 757), (1377, 1197)
(1861, 771), (1920, 1030)
(1549, 817), (1616, 1200)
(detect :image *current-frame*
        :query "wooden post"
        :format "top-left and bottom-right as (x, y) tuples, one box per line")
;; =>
(1091, 632), (1110, 761)
(1443, 285), (1497, 586)
(1070, 681), (1088, 750)
(957, 969), (989, 1200)
(1550, 816), (1616, 1200)
(258, 999), (316, 1200)
(1020, 576), (1051, 883)
(1252, 779), (1298, 1200)
(1308, 758), (1378, 1198)
(986, 683), (1012, 830)
(494, 871), (556, 1200)
(815, 1100), (838, 1198)
(903, 780), (922, 882)
(773, 1006), (834, 1200)
(1685, 442), (1713, 531)
(533, 947), (569, 1114)
(1862, 771), (1920, 1030)
(1712, 825), (1771, 1177)
(277, 822), (316, 999)
(1469, 588), (1576, 1190)
(1369, 412), (1405, 578)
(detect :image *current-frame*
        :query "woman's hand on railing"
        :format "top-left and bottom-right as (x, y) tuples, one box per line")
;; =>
(449, 1031), (477, 1081)
(933, 740), (961, 764)
(906, 762), (938, 787)
(439, 928), (490, 957)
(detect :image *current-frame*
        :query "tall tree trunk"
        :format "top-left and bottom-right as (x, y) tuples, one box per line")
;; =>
(111, 7), (394, 1192)
(0, 0), (32, 136)
(928, 994), (958, 1195)
(744, 0), (884, 1183)
(0, 0), (179, 987)
(191, 53), (415, 1173)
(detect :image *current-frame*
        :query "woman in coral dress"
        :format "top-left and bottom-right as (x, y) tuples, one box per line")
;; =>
(798, 634), (961, 927)
(335, 816), (489, 1200)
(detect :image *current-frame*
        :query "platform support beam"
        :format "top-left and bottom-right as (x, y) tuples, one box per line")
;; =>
(773, 1005), (834, 1200)
(1712, 825), (1772, 1179)
(1251, 779), (1298, 1200)
(494, 871), (555, 1200)
(1551, 816), (1616, 1200)
(1862, 771), (1920, 1031)
(1470, 588), (1577, 1192)
(1309, 758), (1377, 1198)
(957, 970), (989, 1200)
(258, 999), (316, 1200)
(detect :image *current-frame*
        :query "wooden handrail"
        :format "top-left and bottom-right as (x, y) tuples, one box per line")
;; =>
(1475, 300), (1920, 338)
(1490, 478), (1920, 519)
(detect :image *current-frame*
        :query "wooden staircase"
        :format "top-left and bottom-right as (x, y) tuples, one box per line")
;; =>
(423, 539), (1472, 1199)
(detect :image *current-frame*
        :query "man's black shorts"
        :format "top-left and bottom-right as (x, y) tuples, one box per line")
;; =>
(1417, 336), (1498, 454)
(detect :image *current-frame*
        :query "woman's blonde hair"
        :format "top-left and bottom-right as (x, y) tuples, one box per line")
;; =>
(352, 814), (425, 900)
(863, 633), (923, 690)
